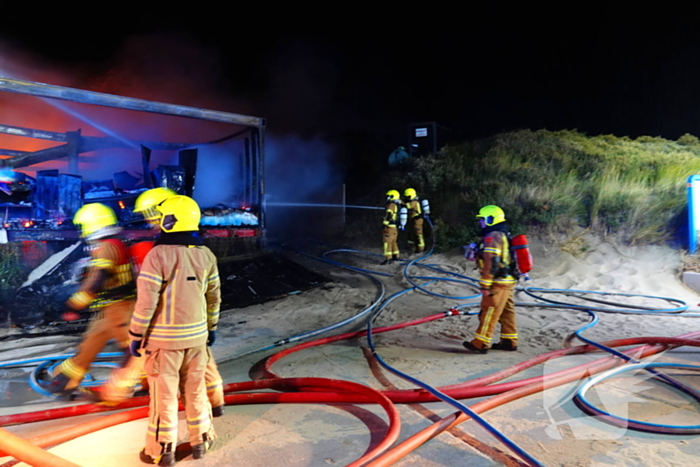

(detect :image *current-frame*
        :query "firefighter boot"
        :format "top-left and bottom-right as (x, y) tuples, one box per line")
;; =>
(491, 340), (518, 351)
(42, 373), (76, 400)
(462, 341), (488, 354)
(139, 443), (174, 466)
(192, 433), (214, 459)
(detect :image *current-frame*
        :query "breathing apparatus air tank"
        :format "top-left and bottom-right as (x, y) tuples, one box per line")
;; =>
(399, 206), (408, 230)
(511, 234), (533, 280)
(421, 198), (431, 216)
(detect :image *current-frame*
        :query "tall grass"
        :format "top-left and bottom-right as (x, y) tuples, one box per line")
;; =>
(381, 129), (700, 250)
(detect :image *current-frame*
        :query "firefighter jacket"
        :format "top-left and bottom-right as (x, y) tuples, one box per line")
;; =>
(129, 233), (221, 351)
(476, 226), (517, 290)
(405, 200), (423, 220)
(66, 238), (136, 312)
(383, 202), (399, 228)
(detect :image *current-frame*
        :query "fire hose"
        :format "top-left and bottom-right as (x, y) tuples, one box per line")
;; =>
(3, 228), (700, 466)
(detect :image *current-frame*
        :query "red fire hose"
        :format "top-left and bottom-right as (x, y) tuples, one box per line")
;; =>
(2, 327), (698, 467)
(0, 427), (82, 467)
(0, 378), (400, 467)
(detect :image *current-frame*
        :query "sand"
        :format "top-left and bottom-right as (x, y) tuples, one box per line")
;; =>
(0, 234), (699, 467)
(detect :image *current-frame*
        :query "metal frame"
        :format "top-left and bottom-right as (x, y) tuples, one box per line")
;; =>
(0, 76), (267, 237)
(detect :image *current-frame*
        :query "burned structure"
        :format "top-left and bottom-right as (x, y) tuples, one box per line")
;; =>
(0, 77), (327, 329)
(0, 77), (266, 244)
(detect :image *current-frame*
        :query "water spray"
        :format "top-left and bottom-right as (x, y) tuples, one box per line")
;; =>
(265, 202), (383, 210)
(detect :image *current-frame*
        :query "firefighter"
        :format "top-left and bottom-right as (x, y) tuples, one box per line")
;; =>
(130, 195), (218, 465)
(42, 203), (139, 399)
(80, 187), (226, 418)
(463, 205), (519, 354)
(403, 188), (425, 254)
(134, 187), (178, 232)
(381, 189), (402, 265)
(75, 189), (175, 405)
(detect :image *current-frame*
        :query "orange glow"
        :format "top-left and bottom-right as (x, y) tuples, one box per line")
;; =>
(118, 200), (125, 209)
(22, 220), (33, 228)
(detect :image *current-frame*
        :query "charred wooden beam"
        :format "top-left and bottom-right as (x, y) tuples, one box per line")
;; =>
(0, 123), (202, 151)
(0, 135), (187, 169)
(87, 136), (190, 152)
(66, 130), (80, 174)
(0, 149), (30, 157)
(0, 77), (265, 128)
(141, 145), (152, 188)
(0, 124), (67, 142)
(1, 144), (71, 168)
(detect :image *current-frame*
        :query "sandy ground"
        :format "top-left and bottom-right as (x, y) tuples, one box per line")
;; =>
(1, 234), (700, 467)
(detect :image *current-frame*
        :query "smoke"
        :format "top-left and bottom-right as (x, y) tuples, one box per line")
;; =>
(265, 135), (340, 202)
(263, 134), (344, 239)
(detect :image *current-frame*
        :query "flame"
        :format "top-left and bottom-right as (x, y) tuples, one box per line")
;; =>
(22, 220), (33, 228)
(118, 200), (125, 209)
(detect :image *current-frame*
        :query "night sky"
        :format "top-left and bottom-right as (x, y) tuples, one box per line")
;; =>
(3, 8), (700, 179)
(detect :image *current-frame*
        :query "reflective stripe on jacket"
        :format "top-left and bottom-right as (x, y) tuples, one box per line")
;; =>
(405, 200), (422, 219)
(67, 238), (135, 311)
(383, 203), (399, 228)
(130, 244), (221, 350)
(477, 230), (516, 289)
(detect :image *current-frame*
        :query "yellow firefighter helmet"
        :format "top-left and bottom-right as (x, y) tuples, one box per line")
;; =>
(156, 195), (201, 233)
(386, 190), (400, 202)
(134, 187), (177, 222)
(404, 188), (417, 200)
(73, 203), (120, 240)
(476, 205), (506, 226)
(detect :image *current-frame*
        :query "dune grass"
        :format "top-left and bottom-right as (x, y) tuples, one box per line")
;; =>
(381, 129), (700, 251)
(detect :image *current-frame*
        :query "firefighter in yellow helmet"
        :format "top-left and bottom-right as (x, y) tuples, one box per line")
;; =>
(80, 188), (226, 419)
(42, 203), (139, 399)
(381, 189), (402, 265)
(130, 195), (218, 465)
(402, 188), (426, 254)
(463, 205), (519, 354)
(134, 187), (177, 230)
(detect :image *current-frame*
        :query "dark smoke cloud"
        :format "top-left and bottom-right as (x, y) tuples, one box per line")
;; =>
(256, 39), (342, 135)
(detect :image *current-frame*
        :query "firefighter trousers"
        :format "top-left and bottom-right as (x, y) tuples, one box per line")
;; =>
(51, 300), (135, 392)
(143, 344), (216, 458)
(471, 283), (517, 350)
(407, 218), (425, 253)
(383, 226), (399, 259)
(96, 346), (224, 408)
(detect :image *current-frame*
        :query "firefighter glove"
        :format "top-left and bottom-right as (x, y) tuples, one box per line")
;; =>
(463, 243), (477, 261)
(207, 330), (216, 346)
(129, 339), (142, 358)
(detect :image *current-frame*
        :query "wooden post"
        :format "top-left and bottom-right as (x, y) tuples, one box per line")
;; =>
(65, 129), (81, 175)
